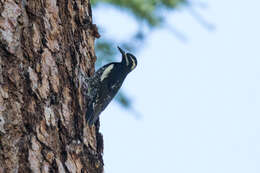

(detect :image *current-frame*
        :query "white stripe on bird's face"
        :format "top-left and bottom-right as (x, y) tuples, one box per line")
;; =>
(101, 64), (114, 81)
(125, 55), (129, 66)
(131, 57), (136, 70)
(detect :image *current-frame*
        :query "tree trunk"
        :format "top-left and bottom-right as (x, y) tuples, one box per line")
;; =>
(0, 0), (103, 172)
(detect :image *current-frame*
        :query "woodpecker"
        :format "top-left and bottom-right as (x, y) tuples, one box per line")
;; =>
(86, 46), (137, 125)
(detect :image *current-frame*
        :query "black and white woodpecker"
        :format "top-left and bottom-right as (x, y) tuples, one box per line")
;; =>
(86, 46), (137, 125)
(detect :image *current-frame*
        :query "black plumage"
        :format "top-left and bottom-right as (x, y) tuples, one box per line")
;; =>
(86, 47), (137, 125)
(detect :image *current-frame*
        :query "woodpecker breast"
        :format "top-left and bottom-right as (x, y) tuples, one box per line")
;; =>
(86, 46), (137, 125)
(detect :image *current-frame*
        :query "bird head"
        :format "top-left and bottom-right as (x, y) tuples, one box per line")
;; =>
(118, 46), (137, 72)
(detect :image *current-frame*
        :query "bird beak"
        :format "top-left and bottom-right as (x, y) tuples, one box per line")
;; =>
(117, 46), (125, 55)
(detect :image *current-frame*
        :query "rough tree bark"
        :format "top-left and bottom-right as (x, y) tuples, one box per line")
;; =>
(0, 0), (103, 172)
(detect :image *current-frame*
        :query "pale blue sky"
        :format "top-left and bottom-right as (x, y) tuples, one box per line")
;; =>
(93, 0), (260, 172)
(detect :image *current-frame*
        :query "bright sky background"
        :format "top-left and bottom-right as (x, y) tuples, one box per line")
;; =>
(93, 0), (260, 172)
